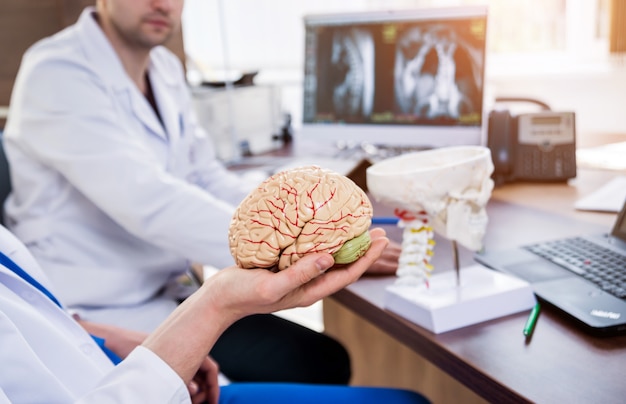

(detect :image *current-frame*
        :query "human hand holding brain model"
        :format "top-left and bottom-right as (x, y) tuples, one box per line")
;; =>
(229, 166), (373, 271)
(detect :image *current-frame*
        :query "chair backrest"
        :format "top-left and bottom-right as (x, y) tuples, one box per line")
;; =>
(0, 133), (12, 225)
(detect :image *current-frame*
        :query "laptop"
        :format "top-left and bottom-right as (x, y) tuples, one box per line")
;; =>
(475, 198), (626, 336)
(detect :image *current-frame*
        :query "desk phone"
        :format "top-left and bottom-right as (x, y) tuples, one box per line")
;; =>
(487, 98), (577, 184)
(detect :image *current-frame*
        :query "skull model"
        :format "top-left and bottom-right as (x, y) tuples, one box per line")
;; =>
(367, 146), (494, 285)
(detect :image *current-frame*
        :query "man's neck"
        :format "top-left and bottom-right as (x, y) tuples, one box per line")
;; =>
(94, 12), (152, 95)
(114, 46), (152, 95)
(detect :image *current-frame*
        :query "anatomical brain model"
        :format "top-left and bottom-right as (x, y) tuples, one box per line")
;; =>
(229, 166), (373, 271)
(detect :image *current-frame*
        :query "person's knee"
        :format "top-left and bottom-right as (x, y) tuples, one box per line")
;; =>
(209, 314), (352, 384)
(314, 336), (351, 384)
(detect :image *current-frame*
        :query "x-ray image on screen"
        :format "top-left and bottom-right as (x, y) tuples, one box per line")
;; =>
(393, 25), (483, 121)
(302, 7), (488, 151)
(314, 28), (375, 119)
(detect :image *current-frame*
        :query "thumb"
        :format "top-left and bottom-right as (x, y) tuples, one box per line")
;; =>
(272, 253), (335, 293)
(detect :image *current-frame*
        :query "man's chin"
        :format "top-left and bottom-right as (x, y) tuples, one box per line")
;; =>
(136, 32), (174, 49)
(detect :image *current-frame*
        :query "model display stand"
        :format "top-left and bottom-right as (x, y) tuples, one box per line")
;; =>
(367, 146), (535, 334)
(384, 263), (536, 334)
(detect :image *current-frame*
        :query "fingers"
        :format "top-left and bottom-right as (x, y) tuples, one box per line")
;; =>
(383, 238), (402, 254)
(188, 380), (205, 404)
(366, 259), (397, 275)
(189, 357), (220, 404)
(204, 357), (221, 404)
(266, 253), (335, 300)
(287, 232), (389, 307)
(368, 227), (386, 240)
(322, 234), (389, 284)
(272, 228), (388, 295)
(365, 235), (400, 275)
(205, 229), (389, 320)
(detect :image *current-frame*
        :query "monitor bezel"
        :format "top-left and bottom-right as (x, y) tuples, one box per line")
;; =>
(298, 6), (489, 151)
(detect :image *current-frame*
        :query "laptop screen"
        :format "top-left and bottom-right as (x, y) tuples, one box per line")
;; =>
(610, 199), (626, 242)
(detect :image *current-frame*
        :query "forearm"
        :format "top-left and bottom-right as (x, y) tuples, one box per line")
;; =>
(140, 282), (235, 384)
(140, 232), (388, 385)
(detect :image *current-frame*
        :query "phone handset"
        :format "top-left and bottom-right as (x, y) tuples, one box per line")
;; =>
(487, 97), (552, 185)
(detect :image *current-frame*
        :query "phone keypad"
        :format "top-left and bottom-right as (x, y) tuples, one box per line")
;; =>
(515, 145), (576, 180)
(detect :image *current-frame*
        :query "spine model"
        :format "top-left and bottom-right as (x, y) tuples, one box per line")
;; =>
(394, 210), (435, 288)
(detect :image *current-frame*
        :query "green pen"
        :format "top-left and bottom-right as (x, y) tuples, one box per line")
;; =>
(523, 303), (541, 337)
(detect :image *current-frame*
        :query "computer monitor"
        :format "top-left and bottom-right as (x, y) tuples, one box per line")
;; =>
(300, 6), (488, 152)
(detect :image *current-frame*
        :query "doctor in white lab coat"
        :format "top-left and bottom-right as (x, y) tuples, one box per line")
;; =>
(4, 7), (249, 333)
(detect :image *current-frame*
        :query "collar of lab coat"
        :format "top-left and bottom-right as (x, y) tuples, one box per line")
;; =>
(74, 7), (180, 142)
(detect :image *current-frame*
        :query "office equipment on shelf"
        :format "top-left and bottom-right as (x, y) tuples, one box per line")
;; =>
(270, 155), (360, 177)
(299, 6), (488, 152)
(191, 85), (283, 162)
(228, 154), (363, 179)
(476, 198), (626, 336)
(367, 146), (535, 333)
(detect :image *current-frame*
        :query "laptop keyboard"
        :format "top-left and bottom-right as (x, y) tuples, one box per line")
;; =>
(524, 237), (626, 299)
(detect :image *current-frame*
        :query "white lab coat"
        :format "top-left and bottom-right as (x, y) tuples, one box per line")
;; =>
(3, 8), (252, 332)
(0, 226), (190, 403)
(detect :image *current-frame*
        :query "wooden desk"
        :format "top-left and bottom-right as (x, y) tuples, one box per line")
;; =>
(323, 167), (626, 403)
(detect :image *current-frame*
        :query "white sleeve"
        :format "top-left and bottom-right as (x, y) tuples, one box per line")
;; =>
(0, 389), (11, 404)
(76, 346), (191, 404)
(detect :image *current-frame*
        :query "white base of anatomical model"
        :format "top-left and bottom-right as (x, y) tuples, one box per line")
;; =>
(384, 264), (536, 334)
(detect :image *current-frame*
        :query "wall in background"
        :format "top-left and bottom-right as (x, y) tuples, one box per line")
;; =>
(489, 65), (626, 138)
(184, 0), (626, 139)
(0, 0), (185, 129)
(2, 1), (623, 136)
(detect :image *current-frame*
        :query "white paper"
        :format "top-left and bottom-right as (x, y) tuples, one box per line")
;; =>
(576, 141), (626, 171)
(574, 176), (626, 213)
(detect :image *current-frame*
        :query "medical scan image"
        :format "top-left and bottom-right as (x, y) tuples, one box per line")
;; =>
(316, 28), (375, 119)
(228, 166), (373, 271)
(393, 25), (483, 120)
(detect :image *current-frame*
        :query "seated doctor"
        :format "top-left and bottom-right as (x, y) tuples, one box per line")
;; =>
(3, 0), (399, 385)
(0, 225), (429, 404)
